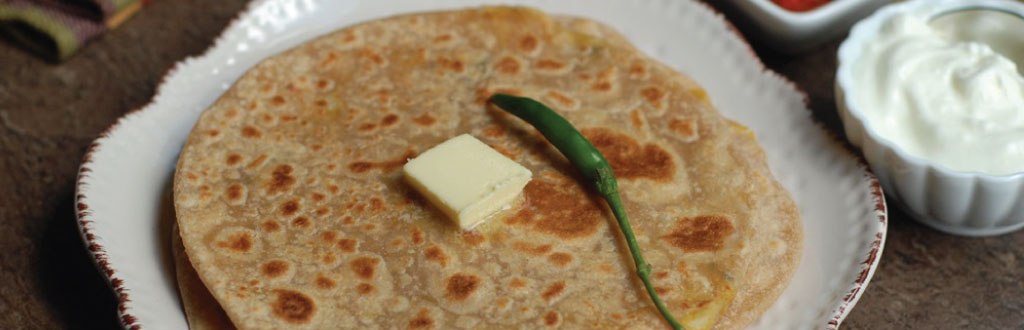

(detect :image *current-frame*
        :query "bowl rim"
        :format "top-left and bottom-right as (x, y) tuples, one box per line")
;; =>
(836, 0), (1024, 181)
(747, 0), (880, 22)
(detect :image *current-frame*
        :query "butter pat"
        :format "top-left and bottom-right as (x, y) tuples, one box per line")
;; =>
(403, 134), (532, 229)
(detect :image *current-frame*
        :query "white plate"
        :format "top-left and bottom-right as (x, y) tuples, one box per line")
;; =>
(74, 0), (887, 329)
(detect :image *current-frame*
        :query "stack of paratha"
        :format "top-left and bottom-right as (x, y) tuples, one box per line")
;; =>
(172, 7), (802, 330)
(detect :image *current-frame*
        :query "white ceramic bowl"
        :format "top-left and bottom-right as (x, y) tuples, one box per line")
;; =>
(836, 0), (1024, 236)
(720, 0), (889, 53)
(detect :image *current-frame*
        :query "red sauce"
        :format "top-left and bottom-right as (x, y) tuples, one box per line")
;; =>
(771, 0), (831, 12)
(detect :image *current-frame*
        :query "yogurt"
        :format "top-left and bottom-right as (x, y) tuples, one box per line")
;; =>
(852, 11), (1024, 175)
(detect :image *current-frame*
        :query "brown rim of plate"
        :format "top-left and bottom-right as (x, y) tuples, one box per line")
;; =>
(73, 1), (265, 328)
(73, 1), (889, 329)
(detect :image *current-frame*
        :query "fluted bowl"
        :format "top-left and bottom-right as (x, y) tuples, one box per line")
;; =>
(836, 0), (1024, 236)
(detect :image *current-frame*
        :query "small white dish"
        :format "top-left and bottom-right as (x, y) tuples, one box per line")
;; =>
(719, 0), (889, 53)
(75, 0), (887, 329)
(837, 0), (1024, 237)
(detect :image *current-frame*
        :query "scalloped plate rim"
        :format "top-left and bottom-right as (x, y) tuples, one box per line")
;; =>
(74, 0), (887, 329)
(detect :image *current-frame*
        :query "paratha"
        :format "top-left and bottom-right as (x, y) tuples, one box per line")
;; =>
(171, 223), (237, 330)
(173, 7), (802, 330)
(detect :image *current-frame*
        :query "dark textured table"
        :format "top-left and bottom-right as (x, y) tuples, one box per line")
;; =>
(1, 1), (1021, 329)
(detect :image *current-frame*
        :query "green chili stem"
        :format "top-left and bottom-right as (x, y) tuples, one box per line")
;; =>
(602, 182), (681, 330)
(490, 94), (683, 330)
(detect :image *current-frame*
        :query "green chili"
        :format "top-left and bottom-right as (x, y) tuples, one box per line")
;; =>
(489, 93), (683, 330)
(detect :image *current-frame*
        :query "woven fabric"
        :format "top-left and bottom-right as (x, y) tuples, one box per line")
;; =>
(0, 0), (154, 61)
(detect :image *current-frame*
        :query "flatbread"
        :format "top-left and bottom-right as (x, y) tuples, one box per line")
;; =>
(172, 223), (237, 330)
(173, 7), (801, 330)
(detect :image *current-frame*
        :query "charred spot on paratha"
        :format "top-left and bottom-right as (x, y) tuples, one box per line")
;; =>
(534, 58), (571, 74)
(408, 309), (436, 329)
(424, 245), (449, 267)
(628, 61), (648, 80)
(382, 114), (400, 127)
(356, 283), (376, 296)
(225, 153), (243, 166)
(214, 228), (257, 254)
(279, 198), (300, 216)
(494, 56), (523, 75)
(266, 164), (296, 194)
(260, 220), (281, 233)
(315, 275), (336, 290)
(592, 80), (613, 92)
(350, 256), (380, 280)
(269, 95), (286, 107)
(322, 253), (337, 265)
(512, 241), (552, 256)
(347, 149), (417, 174)
(241, 125), (262, 139)
(270, 290), (315, 324)
(310, 192), (326, 203)
(542, 311), (561, 327)
(582, 128), (675, 181)
(432, 33), (454, 45)
(505, 179), (603, 240)
(290, 216), (311, 229)
(444, 273), (481, 301)
(639, 86), (667, 110)
(321, 230), (338, 243)
(518, 34), (541, 55)
(437, 56), (465, 73)
(460, 231), (485, 246)
(663, 215), (736, 252)
(260, 260), (290, 278)
(541, 281), (566, 302)
(224, 184), (246, 205)
(410, 227), (425, 245)
(630, 108), (645, 129)
(542, 90), (579, 111)
(412, 113), (436, 126)
(668, 117), (699, 142)
(246, 154), (268, 169)
(337, 239), (357, 253)
(509, 278), (527, 289)
(547, 252), (573, 267)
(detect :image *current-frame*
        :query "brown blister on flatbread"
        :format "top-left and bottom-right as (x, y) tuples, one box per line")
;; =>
(664, 215), (736, 253)
(174, 6), (801, 330)
(444, 273), (481, 301)
(269, 290), (316, 324)
(213, 228), (256, 255)
(350, 256), (380, 280)
(503, 178), (604, 241)
(582, 128), (675, 181)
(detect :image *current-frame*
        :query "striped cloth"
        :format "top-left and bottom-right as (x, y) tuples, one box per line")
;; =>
(0, 0), (155, 61)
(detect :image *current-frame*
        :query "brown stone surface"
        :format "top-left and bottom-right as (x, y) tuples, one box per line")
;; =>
(0, 0), (250, 328)
(0, 1), (1020, 329)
